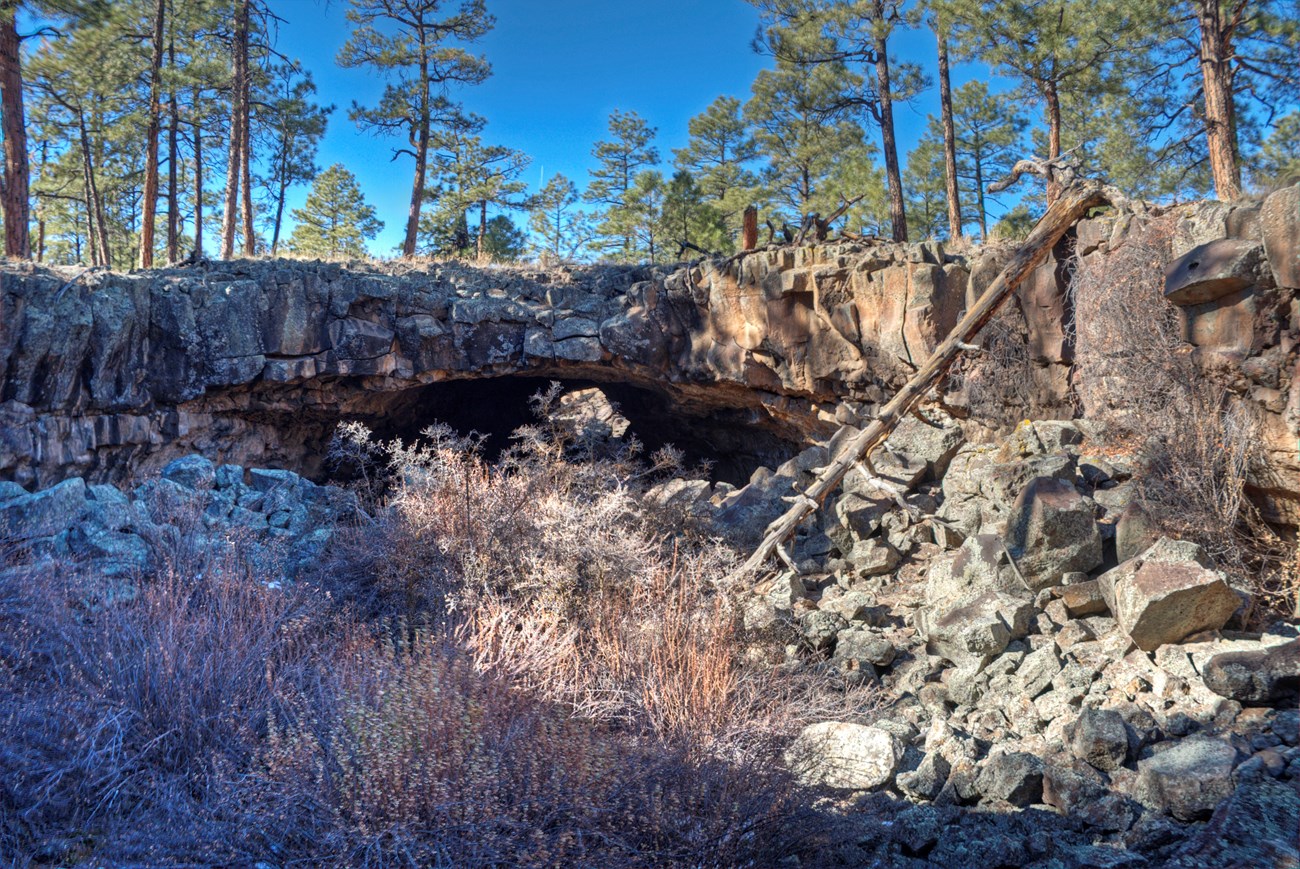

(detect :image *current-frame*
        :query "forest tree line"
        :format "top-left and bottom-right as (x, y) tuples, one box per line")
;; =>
(1, 0), (1297, 266)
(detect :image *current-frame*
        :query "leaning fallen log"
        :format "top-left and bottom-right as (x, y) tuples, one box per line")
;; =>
(730, 162), (1126, 582)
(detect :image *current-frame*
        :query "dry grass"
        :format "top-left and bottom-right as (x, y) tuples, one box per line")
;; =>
(1071, 217), (1295, 616)
(0, 400), (868, 866)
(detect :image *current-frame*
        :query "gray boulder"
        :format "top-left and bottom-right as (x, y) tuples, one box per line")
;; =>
(1134, 736), (1237, 821)
(976, 752), (1044, 806)
(1003, 476), (1102, 590)
(0, 477), (87, 541)
(1201, 637), (1300, 705)
(1071, 707), (1130, 771)
(785, 722), (901, 790)
(1099, 538), (1240, 651)
(1164, 238), (1270, 304)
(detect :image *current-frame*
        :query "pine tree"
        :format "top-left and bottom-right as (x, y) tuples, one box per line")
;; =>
(746, 59), (883, 235)
(477, 214), (526, 261)
(621, 169), (667, 263)
(257, 63), (331, 254)
(948, 0), (1154, 203)
(1252, 111), (1300, 192)
(584, 110), (659, 259)
(1146, 0), (1300, 201)
(287, 164), (383, 259)
(751, 0), (926, 242)
(673, 95), (760, 246)
(338, 0), (493, 258)
(903, 135), (949, 240)
(662, 169), (728, 256)
(528, 173), (592, 262)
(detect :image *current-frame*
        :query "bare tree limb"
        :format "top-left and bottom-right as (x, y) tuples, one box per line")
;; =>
(728, 172), (1122, 582)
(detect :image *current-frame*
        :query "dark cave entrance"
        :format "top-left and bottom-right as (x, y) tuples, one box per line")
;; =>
(350, 377), (799, 486)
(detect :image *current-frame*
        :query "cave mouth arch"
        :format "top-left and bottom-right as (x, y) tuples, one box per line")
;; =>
(331, 376), (800, 487)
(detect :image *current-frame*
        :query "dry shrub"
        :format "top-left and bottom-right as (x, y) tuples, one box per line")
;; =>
(1072, 217), (1293, 614)
(946, 304), (1036, 430)
(0, 511), (335, 865)
(2, 410), (860, 865)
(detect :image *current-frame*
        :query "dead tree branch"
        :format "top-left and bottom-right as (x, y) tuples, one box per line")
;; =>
(729, 171), (1122, 582)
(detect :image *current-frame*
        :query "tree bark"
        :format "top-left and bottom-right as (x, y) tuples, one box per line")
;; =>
(221, 0), (248, 259)
(138, 0), (166, 268)
(974, 157), (987, 240)
(731, 178), (1111, 580)
(239, 24), (254, 257)
(1, 0), (30, 258)
(402, 51), (430, 258)
(77, 105), (110, 267)
(240, 80), (254, 255)
(270, 132), (288, 253)
(1043, 80), (1063, 205)
(936, 27), (962, 240)
(742, 204), (758, 251)
(193, 90), (204, 258)
(477, 199), (487, 260)
(873, 29), (907, 242)
(166, 31), (179, 263)
(1197, 0), (1242, 201)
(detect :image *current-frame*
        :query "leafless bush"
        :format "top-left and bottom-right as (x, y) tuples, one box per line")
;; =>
(946, 303), (1037, 430)
(1072, 218), (1291, 613)
(0, 514), (336, 864)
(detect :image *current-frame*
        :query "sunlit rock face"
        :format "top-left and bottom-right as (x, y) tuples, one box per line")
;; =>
(0, 242), (979, 487)
(2, 183), (1296, 505)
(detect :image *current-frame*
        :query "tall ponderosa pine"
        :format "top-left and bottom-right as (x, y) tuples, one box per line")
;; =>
(338, 0), (493, 258)
(287, 163), (382, 258)
(1153, 0), (1300, 200)
(136, 0), (165, 267)
(949, 0), (1152, 203)
(752, 0), (925, 242)
(584, 110), (659, 260)
(1, 0), (30, 257)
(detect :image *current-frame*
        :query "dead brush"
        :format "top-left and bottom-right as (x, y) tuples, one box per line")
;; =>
(1071, 217), (1295, 616)
(0, 503), (336, 865)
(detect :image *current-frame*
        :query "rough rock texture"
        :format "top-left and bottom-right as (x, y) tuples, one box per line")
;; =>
(0, 243), (977, 488)
(1133, 737), (1238, 820)
(0, 455), (357, 584)
(785, 722), (901, 790)
(1003, 476), (1103, 589)
(1099, 538), (1240, 650)
(1201, 636), (1300, 705)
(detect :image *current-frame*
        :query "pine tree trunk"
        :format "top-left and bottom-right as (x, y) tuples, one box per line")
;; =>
(270, 136), (288, 254)
(166, 34), (179, 263)
(477, 199), (487, 260)
(193, 96), (204, 258)
(874, 30), (907, 242)
(239, 31), (254, 257)
(0, 0), (30, 259)
(138, 0), (166, 268)
(402, 54), (430, 258)
(77, 105), (110, 267)
(221, 0), (248, 259)
(1197, 0), (1242, 201)
(975, 158), (987, 240)
(1043, 80), (1063, 205)
(936, 27), (962, 240)
(35, 215), (44, 261)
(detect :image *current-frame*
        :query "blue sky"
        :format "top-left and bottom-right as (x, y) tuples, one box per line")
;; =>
(272, 0), (999, 255)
